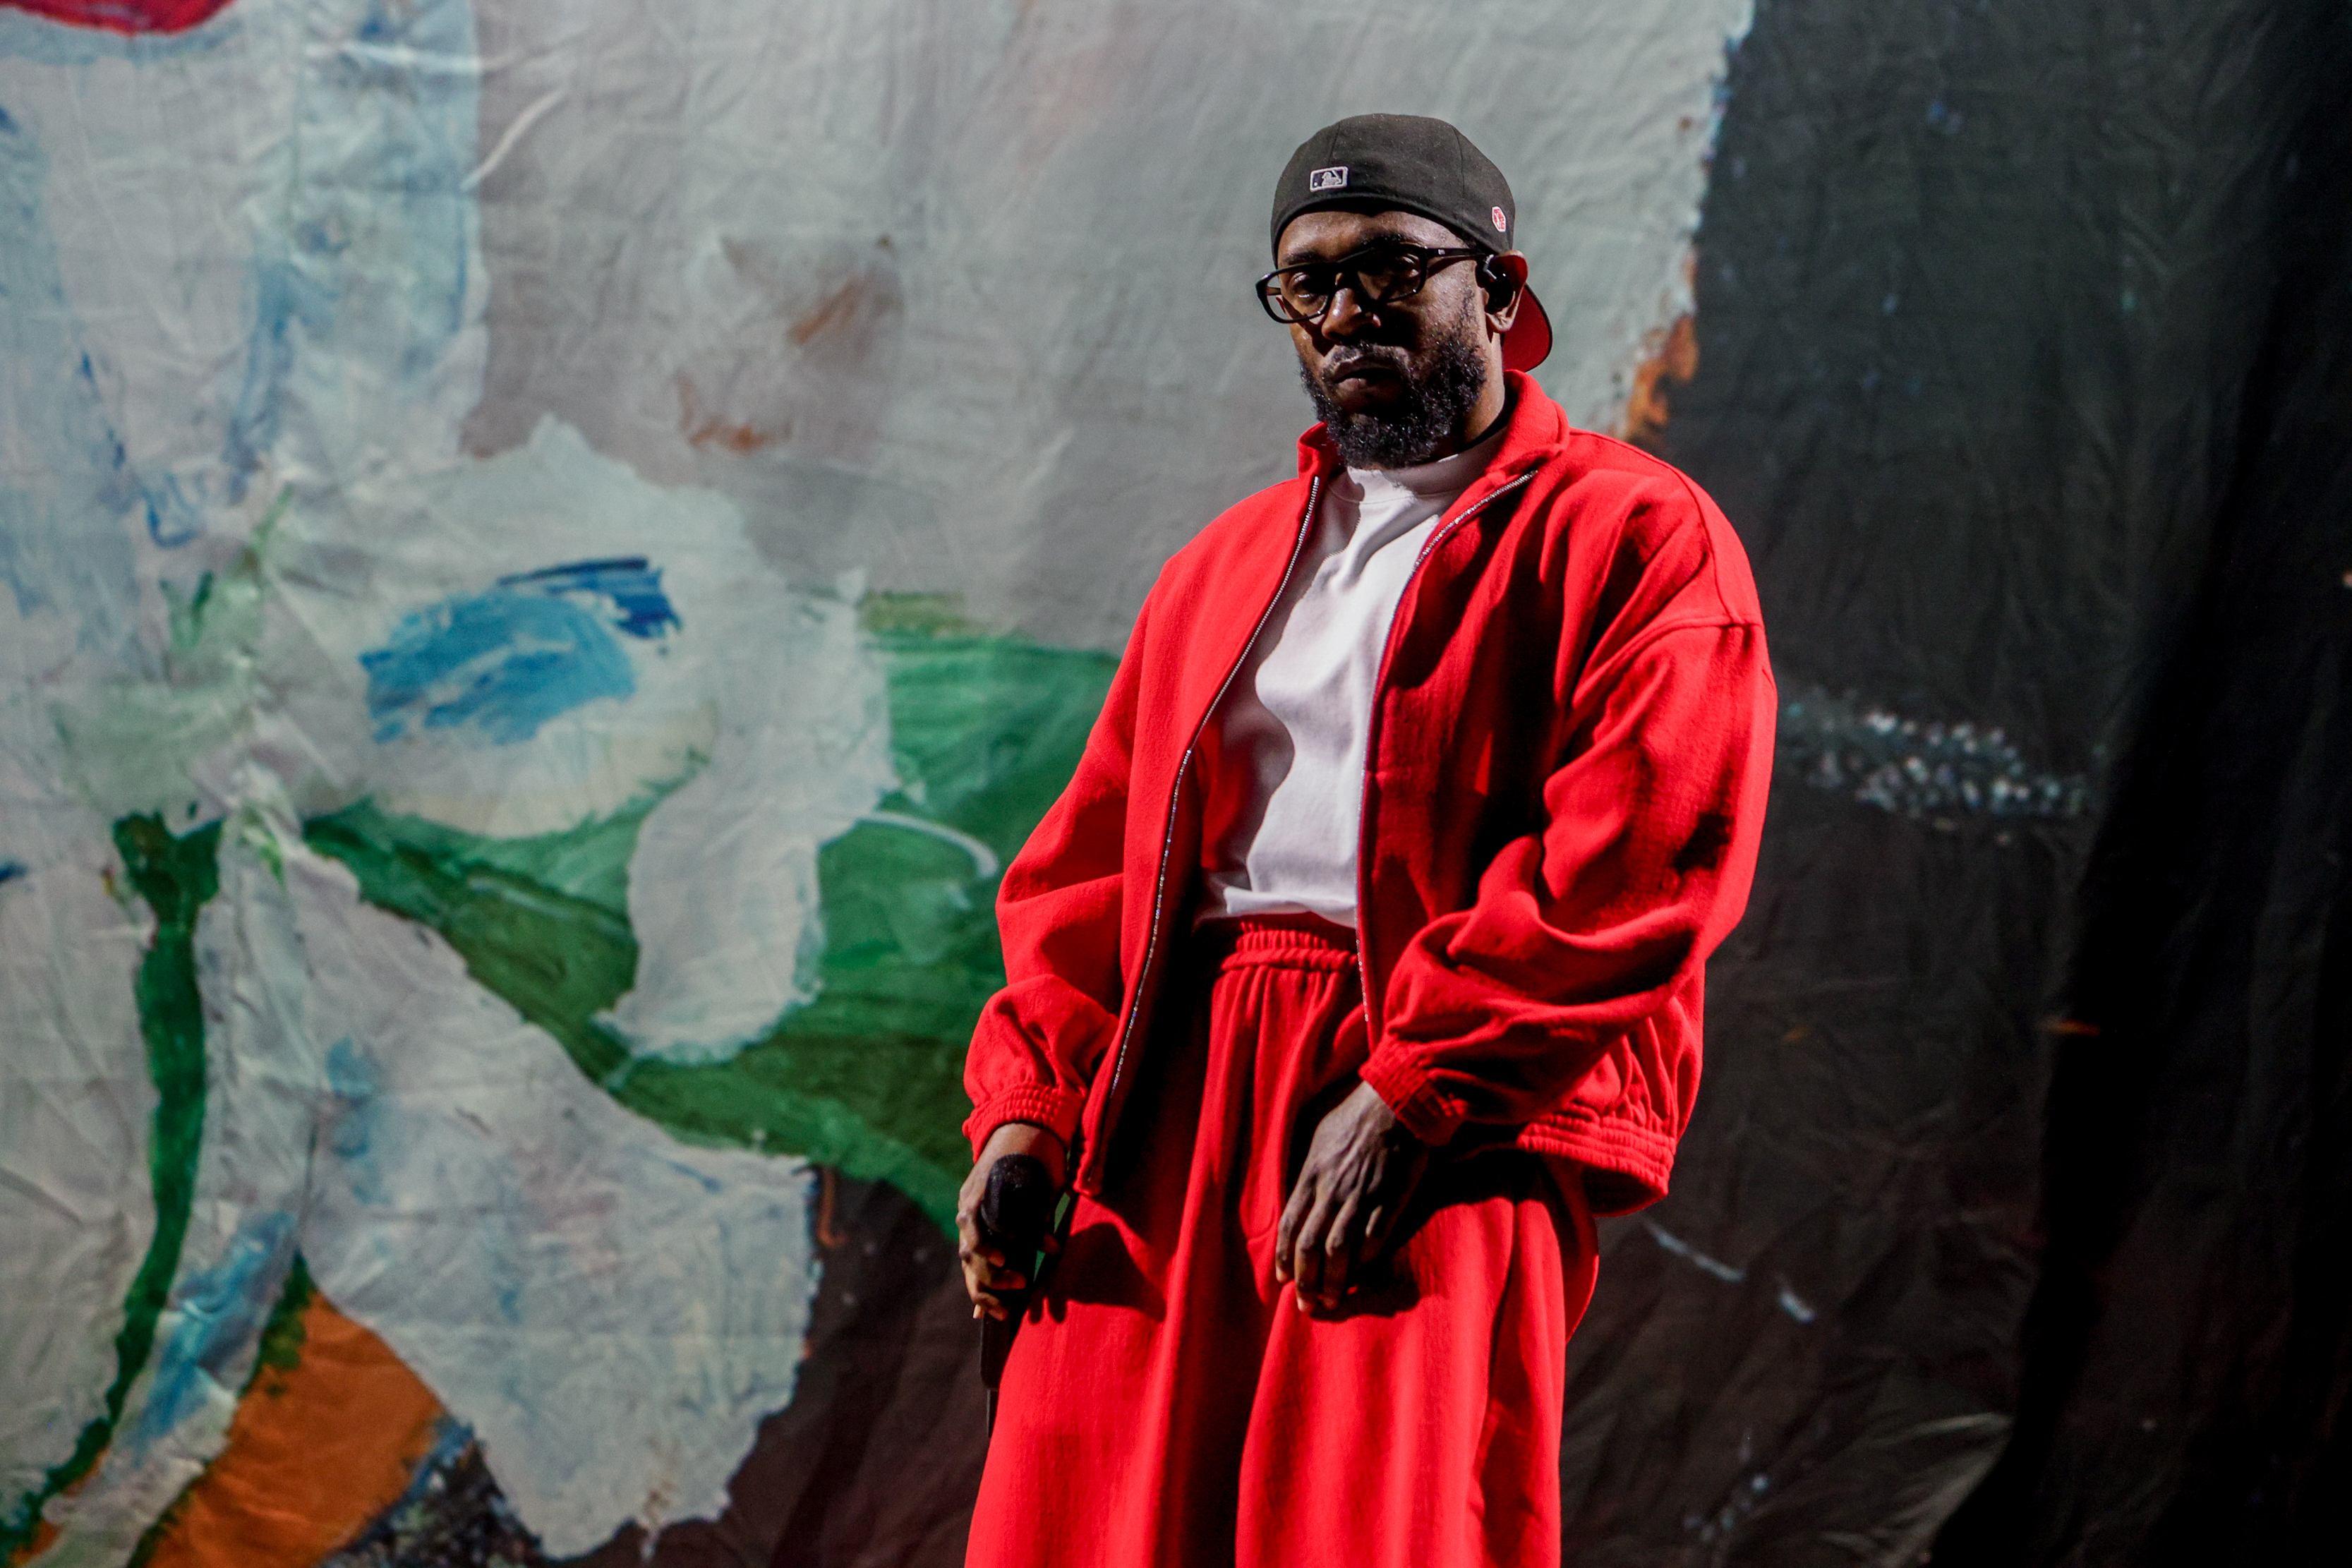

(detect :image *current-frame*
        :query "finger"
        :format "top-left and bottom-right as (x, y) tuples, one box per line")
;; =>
(1322, 1193), (1363, 1305)
(972, 1270), (1029, 1316)
(960, 1248), (1026, 1302)
(1275, 1178), (1313, 1283)
(967, 1255), (1026, 1291)
(1293, 1190), (1337, 1307)
(1363, 1193), (1410, 1255)
(1289, 1204), (1320, 1303)
(1323, 1199), (1363, 1306)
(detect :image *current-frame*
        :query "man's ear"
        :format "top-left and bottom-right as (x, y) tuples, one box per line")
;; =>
(1480, 253), (1530, 326)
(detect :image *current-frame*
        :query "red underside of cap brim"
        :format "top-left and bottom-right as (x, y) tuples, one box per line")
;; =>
(1502, 285), (1554, 373)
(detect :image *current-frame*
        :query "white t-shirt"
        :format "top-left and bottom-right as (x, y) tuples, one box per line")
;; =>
(1196, 426), (1505, 926)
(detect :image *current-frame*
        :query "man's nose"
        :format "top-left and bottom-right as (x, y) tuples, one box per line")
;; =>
(1320, 285), (1373, 339)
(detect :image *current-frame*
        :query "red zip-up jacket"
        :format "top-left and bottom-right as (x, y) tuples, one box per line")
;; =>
(963, 372), (1774, 1214)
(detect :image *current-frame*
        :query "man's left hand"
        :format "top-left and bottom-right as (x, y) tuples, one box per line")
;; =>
(1275, 1080), (1429, 1312)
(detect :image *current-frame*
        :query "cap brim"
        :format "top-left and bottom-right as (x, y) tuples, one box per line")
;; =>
(1502, 282), (1552, 373)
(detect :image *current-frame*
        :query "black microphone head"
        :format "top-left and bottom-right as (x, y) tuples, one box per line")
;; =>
(978, 1152), (1056, 1251)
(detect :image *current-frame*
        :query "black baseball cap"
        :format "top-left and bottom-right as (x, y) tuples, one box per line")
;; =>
(1271, 113), (1553, 372)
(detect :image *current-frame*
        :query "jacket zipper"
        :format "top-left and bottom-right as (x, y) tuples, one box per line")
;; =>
(1090, 474), (1324, 1171)
(1351, 469), (1537, 1041)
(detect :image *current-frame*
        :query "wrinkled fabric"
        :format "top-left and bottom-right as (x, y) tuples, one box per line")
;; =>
(963, 373), (1776, 1214)
(969, 917), (1597, 1568)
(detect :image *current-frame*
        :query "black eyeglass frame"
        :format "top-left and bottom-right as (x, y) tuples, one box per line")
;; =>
(1255, 243), (1491, 326)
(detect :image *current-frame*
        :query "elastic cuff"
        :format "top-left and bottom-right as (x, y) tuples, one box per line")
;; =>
(963, 1084), (1086, 1157)
(1358, 1051), (1464, 1147)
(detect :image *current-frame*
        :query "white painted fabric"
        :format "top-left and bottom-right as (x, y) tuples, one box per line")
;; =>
(1198, 426), (1505, 927)
(0, 0), (1755, 1549)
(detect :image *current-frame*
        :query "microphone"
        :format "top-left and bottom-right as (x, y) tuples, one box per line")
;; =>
(977, 1152), (1060, 1430)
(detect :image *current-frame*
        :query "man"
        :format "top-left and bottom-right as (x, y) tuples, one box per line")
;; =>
(956, 114), (1775, 1568)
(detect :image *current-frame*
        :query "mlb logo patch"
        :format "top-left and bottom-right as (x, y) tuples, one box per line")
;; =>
(1491, 205), (1509, 234)
(1308, 166), (1349, 193)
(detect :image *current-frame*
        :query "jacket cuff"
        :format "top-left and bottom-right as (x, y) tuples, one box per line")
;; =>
(1359, 1050), (1465, 1147)
(963, 1084), (1087, 1157)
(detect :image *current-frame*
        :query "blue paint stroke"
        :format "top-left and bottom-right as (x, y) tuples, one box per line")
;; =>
(377, 1415), (476, 1517)
(128, 1210), (297, 1454)
(219, 0), (478, 502)
(325, 1036), (394, 1205)
(361, 557), (678, 745)
(0, 104), (151, 645)
(362, 591), (633, 745)
(498, 557), (682, 639)
(656, 1154), (724, 1195)
(321, 1037), (531, 1337)
(0, 860), (25, 886)
(220, 251), (329, 507)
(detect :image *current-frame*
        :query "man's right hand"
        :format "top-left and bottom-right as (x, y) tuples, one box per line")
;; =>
(957, 1121), (1068, 1321)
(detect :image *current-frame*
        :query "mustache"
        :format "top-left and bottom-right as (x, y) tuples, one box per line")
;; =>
(1319, 344), (1411, 378)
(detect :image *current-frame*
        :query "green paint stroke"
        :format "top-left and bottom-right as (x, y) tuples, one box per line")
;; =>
(1, 817), (219, 1560)
(245, 1255), (316, 1390)
(308, 596), (1114, 1229)
(303, 800), (642, 1088)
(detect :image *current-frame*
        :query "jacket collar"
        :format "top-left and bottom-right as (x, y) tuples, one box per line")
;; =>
(1293, 370), (1570, 500)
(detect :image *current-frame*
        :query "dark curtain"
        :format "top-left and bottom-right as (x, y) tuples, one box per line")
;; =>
(1556, 0), (2352, 1562)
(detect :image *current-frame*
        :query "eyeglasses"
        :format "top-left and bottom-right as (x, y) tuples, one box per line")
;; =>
(1255, 243), (1488, 326)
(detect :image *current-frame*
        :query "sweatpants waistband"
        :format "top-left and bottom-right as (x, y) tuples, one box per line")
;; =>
(1189, 912), (1358, 972)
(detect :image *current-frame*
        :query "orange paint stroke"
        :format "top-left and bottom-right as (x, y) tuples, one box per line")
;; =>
(786, 277), (872, 346)
(815, 1164), (848, 1251)
(675, 372), (783, 453)
(1620, 312), (1699, 450)
(8, 1519), (58, 1565)
(140, 1293), (445, 1568)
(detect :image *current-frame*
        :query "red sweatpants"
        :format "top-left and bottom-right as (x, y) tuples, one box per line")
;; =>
(967, 917), (1599, 1568)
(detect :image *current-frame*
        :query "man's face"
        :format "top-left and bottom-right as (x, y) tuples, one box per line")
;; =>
(1277, 207), (1502, 469)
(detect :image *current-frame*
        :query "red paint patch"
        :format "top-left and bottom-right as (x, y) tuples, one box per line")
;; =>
(1, 0), (234, 33)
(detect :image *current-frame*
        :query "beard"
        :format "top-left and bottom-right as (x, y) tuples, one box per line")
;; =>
(1298, 303), (1491, 470)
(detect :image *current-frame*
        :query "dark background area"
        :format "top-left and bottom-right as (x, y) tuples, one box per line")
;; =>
(1557, 0), (2351, 1562)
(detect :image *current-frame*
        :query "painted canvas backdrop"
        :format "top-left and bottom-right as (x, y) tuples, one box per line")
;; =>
(2, 0), (1749, 1562)
(8, 0), (2351, 1564)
